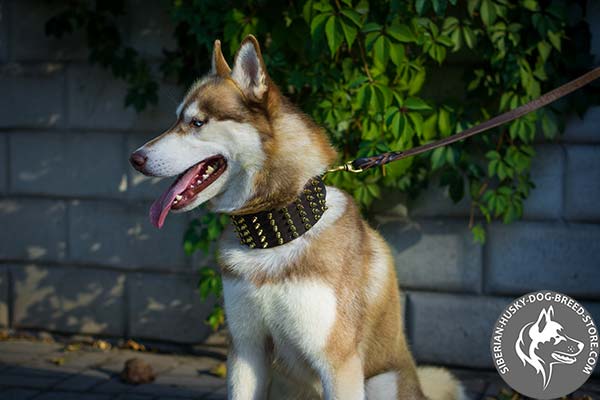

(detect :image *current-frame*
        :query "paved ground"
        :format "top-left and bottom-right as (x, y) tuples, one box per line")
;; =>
(0, 336), (598, 400)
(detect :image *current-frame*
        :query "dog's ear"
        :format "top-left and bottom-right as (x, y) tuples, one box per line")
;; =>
(231, 35), (269, 101)
(535, 307), (551, 333)
(211, 40), (231, 77)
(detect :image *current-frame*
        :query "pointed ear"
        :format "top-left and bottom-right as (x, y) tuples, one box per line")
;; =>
(231, 35), (269, 101)
(211, 40), (231, 77)
(535, 308), (549, 333)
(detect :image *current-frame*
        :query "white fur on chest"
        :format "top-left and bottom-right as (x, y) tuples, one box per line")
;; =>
(223, 278), (337, 356)
(218, 186), (347, 278)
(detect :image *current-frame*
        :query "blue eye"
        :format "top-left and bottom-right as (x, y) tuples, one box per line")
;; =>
(190, 119), (206, 128)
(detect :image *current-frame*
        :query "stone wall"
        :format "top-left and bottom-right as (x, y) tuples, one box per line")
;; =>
(1, 0), (599, 372)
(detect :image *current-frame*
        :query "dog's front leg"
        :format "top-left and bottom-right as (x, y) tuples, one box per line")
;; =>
(316, 353), (365, 400)
(223, 278), (269, 400)
(227, 343), (269, 400)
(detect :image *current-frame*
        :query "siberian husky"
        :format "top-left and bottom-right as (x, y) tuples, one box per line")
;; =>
(130, 35), (465, 400)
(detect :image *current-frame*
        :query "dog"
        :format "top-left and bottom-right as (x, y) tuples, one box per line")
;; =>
(130, 35), (465, 400)
(515, 306), (584, 390)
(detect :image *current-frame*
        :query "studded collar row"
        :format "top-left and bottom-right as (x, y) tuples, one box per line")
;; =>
(230, 176), (327, 249)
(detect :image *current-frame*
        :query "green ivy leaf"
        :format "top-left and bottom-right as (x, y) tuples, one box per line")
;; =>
(431, 147), (447, 169)
(468, 0), (481, 15)
(373, 35), (390, 67)
(387, 22), (416, 43)
(422, 113), (438, 140)
(325, 16), (344, 55)
(432, 0), (448, 16)
(415, 0), (430, 15)
(537, 40), (551, 62)
(407, 68), (425, 95)
(471, 224), (486, 243)
(463, 25), (476, 48)
(340, 18), (358, 47)
(405, 97), (431, 111)
(547, 31), (562, 51)
(310, 12), (328, 35)
(390, 43), (406, 66)
(437, 106), (452, 137)
(362, 22), (382, 33)
(341, 9), (362, 27)
(480, 0), (497, 26)
(540, 109), (559, 139)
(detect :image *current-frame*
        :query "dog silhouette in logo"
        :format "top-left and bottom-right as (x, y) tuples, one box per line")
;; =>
(515, 306), (584, 389)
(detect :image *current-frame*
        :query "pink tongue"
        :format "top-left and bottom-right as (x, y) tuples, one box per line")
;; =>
(149, 162), (205, 228)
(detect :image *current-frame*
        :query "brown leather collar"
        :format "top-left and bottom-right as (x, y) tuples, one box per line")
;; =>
(230, 177), (327, 249)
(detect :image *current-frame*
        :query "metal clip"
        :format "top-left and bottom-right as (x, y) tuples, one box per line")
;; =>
(327, 161), (363, 174)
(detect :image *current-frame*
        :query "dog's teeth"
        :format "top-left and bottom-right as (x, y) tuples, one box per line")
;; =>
(202, 174), (209, 179)
(206, 165), (215, 174)
(175, 195), (183, 201)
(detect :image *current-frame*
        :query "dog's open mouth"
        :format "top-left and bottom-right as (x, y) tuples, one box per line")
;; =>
(149, 155), (227, 228)
(552, 351), (577, 364)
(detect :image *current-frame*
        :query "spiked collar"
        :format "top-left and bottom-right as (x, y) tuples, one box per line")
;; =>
(230, 176), (327, 249)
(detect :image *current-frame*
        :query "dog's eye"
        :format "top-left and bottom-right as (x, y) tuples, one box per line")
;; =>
(554, 336), (564, 344)
(190, 118), (206, 128)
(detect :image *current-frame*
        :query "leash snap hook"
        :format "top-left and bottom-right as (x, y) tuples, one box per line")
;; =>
(327, 161), (364, 174)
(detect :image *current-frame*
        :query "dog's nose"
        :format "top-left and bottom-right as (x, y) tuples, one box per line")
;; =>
(129, 151), (148, 172)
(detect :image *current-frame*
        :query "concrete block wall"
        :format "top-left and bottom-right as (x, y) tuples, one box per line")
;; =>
(0, 0), (211, 343)
(377, 108), (600, 368)
(0, 0), (598, 375)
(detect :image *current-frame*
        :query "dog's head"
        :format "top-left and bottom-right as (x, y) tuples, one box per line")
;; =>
(515, 306), (584, 388)
(130, 36), (337, 228)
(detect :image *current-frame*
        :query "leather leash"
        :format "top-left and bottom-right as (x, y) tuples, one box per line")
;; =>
(328, 66), (600, 174)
